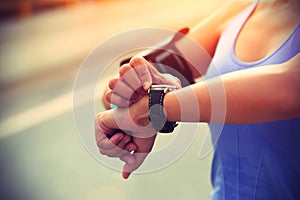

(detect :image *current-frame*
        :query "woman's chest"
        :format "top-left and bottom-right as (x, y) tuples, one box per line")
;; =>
(234, 8), (299, 62)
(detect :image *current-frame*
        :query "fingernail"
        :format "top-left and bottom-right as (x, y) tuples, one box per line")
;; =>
(122, 172), (131, 179)
(143, 82), (151, 90)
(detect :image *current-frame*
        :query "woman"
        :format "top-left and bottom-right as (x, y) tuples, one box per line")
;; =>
(96, 0), (300, 199)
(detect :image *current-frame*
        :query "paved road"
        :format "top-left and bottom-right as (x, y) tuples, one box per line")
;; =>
(0, 1), (226, 199)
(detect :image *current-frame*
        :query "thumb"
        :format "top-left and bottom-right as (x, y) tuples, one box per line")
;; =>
(121, 135), (156, 179)
(122, 151), (148, 179)
(122, 169), (131, 179)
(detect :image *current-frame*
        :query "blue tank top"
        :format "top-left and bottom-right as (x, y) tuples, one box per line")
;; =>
(205, 2), (300, 199)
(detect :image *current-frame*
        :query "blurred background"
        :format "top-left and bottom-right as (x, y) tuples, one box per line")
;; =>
(0, 0), (226, 199)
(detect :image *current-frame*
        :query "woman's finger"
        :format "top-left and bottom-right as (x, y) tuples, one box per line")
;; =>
(100, 147), (127, 158)
(105, 91), (130, 107)
(116, 134), (132, 149)
(122, 151), (148, 179)
(129, 56), (152, 90)
(96, 132), (124, 150)
(120, 63), (143, 92)
(120, 154), (136, 165)
(160, 74), (182, 88)
(109, 78), (134, 100)
(108, 77), (119, 90)
(100, 140), (138, 158)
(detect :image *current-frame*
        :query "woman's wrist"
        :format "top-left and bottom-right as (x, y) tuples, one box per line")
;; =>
(132, 91), (180, 126)
(164, 92), (180, 122)
(130, 96), (150, 126)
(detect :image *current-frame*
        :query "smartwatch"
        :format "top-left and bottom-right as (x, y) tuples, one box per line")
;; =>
(148, 85), (178, 133)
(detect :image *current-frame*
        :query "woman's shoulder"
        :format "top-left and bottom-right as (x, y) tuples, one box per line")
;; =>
(215, 0), (255, 33)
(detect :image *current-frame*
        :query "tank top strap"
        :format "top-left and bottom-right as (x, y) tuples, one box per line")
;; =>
(218, 1), (259, 53)
(205, 1), (259, 78)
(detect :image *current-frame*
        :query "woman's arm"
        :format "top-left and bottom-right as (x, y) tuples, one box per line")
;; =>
(102, 0), (251, 109)
(176, 0), (252, 78)
(186, 0), (251, 56)
(165, 53), (300, 124)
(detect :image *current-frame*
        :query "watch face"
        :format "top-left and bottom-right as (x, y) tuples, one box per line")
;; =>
(150, 85), (177, 92)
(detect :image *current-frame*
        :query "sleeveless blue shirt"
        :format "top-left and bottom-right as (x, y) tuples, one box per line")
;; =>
(205, 2), (300, 199)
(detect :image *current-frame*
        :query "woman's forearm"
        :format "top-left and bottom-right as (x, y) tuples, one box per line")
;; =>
(164, 58), (300, 124)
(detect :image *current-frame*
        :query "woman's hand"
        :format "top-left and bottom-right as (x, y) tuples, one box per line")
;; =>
(97, 56), (182, 179)
(105, 56), (181, 107)
(95, 96), (156, 179)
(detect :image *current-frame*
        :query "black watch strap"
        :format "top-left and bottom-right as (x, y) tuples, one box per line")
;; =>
(148, 86), (177, 133)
